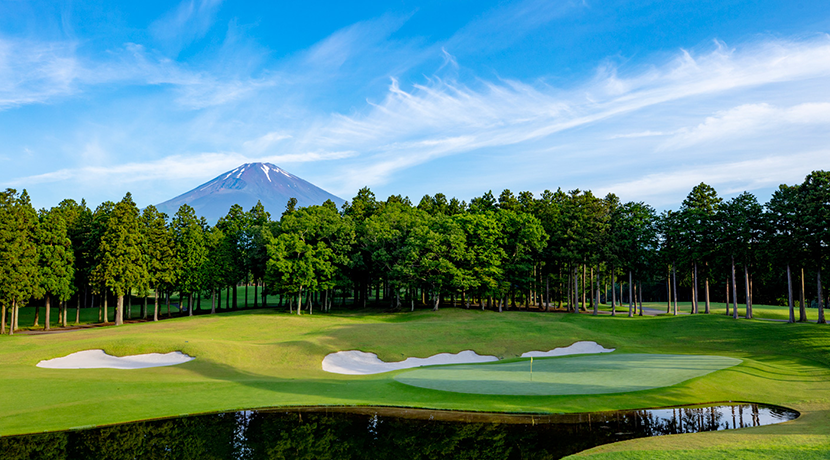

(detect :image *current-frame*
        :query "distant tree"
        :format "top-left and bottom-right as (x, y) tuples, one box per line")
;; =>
(799, 171), (830, 324)
(92, 193), (146, 326)
(140, 206), (175, 321)
(0, 189), (40, 335)
(399, 214), (467, 311)
(35, 208), (75, 330)
(454, 211), (505, 310)
(765, 184), (804, 323)
(53, 199), (92, 324)
(495, 209), (547, 312)
(244, 201), (271, 307)
(89, 201), (115, 322)
(718, 192), (763, 319)
(172, 204), (207, 317)
(678, 183), (722, 314)
(216, 205), (247, 309)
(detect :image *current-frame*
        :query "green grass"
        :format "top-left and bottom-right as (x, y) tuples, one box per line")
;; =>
(0, 306), (829, 459)
(394, 354), (741, 395)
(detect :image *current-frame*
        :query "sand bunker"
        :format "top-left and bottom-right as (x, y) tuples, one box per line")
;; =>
(322, 350), (498, 375)
(37, 349), (194, 369)
(323, 341), (615, 375)
(521, 341), (615, 358)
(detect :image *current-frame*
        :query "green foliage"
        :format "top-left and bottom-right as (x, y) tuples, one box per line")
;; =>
(92, 193), (147, 297)
(0, 189), (40, 310)
(172, 204), (207, 295)
(36, 208), (75, 302)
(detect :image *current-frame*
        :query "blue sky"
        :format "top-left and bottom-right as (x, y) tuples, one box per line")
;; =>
(2, 0), (830, 211)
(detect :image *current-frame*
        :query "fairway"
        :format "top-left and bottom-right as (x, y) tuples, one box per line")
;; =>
(394, 354), (742, 396)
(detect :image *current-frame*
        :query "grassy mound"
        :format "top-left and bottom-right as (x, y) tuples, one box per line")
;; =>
(394, 354), (741, 395)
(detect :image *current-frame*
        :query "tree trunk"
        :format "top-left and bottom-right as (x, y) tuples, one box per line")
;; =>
(115, 295), (124, 326)
(725, 277), (730, 316)
(666, 268), (671, 313)
(582, 264), (587, 311)
(44, 294), (51, 331)
(166, 291), (171, 317)
(103, 292), (108, 324)
(693, 262), (699, 314)
(154, 287), (159, 322)
(188, 293), (193, 317)
(672, 264), (678, 315)
(232, 284), (238, 309)
(433, 291), (440, 311)
(297, 287), (303, 315)
(143, 294), (148, 320)
(10, 300), (16, 335)
(704, 263), (711, 314)
(787, 264), (795, 323)
(818, 268), (826, 324)
(76, 289), (81, 324)
(744, 264), (752, 319)
(211, 290), (216, 314)
(628, 270), (633, 317)
(1, 304), (5, 335)
(545, 276), (550, 311)
(731, 256), (738, 319)
(611, 266), (616, 317)
(592, 267), (598, 316)
(254, 281), (258, 308)
(34, 301), (40, 327)
(799, 268), (806, 322)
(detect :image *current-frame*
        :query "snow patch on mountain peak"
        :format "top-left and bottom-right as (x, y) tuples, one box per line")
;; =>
(260, 164), (272, 182)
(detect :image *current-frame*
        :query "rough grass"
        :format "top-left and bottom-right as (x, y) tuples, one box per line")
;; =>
(0, 306), (829, 459)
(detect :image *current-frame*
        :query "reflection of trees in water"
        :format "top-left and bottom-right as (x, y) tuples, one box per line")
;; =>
(0, 404), (795, 460)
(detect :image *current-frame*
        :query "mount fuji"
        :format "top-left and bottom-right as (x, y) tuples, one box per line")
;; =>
(156, 163), (345, 223)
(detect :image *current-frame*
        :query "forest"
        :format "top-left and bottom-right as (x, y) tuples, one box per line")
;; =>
(1, 170), (828, 334)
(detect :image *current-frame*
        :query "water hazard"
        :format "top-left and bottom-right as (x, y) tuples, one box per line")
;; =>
(0, 403), (797, 459)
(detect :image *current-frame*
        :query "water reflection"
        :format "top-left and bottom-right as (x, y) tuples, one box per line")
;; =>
(0, 403), (797, 460)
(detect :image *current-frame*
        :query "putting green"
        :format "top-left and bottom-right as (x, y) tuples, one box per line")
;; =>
(393, 353), (742, 396)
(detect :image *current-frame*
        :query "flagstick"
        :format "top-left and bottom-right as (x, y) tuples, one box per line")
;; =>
(530, 356), (533, 381)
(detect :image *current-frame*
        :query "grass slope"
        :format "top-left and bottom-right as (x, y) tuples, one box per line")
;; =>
(0, 306), (829, 458)
(394, 354), (741, 395)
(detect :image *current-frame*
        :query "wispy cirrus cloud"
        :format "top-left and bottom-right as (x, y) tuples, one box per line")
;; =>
(299, 36), (830, 195)
(659, 102), (830, 150)
(149, 0), (223, 54)
(0, 38), (81, 109)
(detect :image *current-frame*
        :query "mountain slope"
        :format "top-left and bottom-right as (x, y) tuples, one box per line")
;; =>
(156, 163), (345, 223)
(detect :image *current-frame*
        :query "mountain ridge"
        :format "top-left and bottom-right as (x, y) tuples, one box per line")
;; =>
(156, 163), (345, 223)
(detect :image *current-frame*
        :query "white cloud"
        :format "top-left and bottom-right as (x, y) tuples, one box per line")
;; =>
(4, 150), (354, 189)
(595, 150), (830, 206)
(0, 38), (81, 109)
(149, 0), (223, 54)
(660, 102), (830, 150)
(298, 36), (830, 193)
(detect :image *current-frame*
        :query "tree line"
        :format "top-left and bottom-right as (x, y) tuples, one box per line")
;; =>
(1, 170), (828, 334)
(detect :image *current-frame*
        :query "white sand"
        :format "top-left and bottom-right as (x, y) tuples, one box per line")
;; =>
(323, 341), (614, 375)
(322, 350), (498, 375)
(36, 349), (194, 369)
(521, 341), (615, 358)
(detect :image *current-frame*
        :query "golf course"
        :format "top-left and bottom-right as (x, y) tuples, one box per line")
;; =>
(2, 302), (829, 459)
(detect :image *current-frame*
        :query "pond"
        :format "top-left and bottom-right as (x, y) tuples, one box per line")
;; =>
(0, 403), (797, 460)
